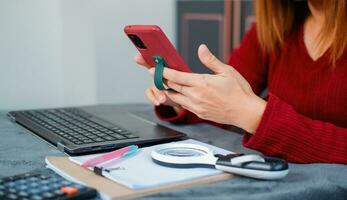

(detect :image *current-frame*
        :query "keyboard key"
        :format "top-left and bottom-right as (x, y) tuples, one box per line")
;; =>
(114, 135), (127, 140)
(83, 139), (94, 143)
(126, 134), (139, 139)
(120, 131), (131, 135)
(94, 138), (105, 142)
(88, 135), (98, 139)
(73, 141), (83, 145)
(103, 136), (115, 141)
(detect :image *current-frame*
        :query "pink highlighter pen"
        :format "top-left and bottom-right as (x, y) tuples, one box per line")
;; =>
(81, 145), (138, 168)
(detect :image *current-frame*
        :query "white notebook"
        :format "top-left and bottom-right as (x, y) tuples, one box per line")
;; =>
(69, 139), (232, 190)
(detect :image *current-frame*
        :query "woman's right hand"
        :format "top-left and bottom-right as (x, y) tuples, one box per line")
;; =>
(145, 85), (180, 107)
(133, 54), (181, 109)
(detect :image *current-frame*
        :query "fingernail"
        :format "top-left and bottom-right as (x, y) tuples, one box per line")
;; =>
(158, 95), (166, 103)
(199, 44), (210, 57)
(154, 100), (160, 106)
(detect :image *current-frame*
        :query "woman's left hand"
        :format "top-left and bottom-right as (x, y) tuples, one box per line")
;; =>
(150, 44), (266, 133)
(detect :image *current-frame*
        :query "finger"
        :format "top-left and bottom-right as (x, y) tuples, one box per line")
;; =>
(152, 87), (167, 103)
(134, 54), (151, 69)
(145, 88), (160, 106)
(166, 92), (194, 110)
(198, 44), (228, 74)
(162, 67), (199, 86)
(148, 67), (155, 77)
(166, 81), (191, 97)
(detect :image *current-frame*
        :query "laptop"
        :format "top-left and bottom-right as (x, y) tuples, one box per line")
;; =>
(8, 105), (186, 155)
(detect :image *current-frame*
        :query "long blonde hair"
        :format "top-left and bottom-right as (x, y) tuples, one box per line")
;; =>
(255, 0), (347, 64)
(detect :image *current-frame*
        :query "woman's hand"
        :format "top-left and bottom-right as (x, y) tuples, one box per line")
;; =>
(144, 85), (179, 107)
(134, 54), (183, 112)
(152, 44), (266, 133)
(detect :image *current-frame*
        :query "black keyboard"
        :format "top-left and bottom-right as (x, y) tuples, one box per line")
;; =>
(0, 170), (97, 200)
(19, 108), (139, 145)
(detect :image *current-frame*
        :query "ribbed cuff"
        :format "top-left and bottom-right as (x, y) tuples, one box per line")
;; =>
(242, 93), (279, 149)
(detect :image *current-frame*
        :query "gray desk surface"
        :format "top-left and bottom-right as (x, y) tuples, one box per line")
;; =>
(1, 104), (347, 200)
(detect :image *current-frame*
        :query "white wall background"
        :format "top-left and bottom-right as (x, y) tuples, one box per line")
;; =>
(0, 0), (175, 110)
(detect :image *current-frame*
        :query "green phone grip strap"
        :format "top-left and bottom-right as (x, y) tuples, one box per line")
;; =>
(153, 56), (173, 91)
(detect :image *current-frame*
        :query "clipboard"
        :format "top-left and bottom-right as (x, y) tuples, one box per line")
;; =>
(46, 156), (233, 199)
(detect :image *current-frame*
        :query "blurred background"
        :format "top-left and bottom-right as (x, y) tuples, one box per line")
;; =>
(0, 0), (254, 110)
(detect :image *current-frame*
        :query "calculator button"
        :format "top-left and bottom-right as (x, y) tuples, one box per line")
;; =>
(7, 193), (18, 199)
(31, 195), (43, 200)
(18, 191), (29, 197)
(41, 185), (50, 191)
(39, 175), (49, 179)
(52, 183), (61, 188)
(29, 182), (39, 188)
(18, 185), (28, 190)
(28, 177), (39, 182)
(29, 188), (40, 194)
(61, 180), (72, 186)
(8, 182), (16, 187)
(42, 192), (54, 198)
(61, 186), (78, 195)
(41, 180), (50, 185)
(53, 189), (64, 196)
(8, 188), (17, 193)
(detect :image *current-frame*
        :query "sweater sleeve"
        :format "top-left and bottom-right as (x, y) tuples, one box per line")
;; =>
(155, 24), (268, 124)
(243, 93), (347, 164)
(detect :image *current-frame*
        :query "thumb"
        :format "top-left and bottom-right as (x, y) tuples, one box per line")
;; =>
(198, 44), (227, 74)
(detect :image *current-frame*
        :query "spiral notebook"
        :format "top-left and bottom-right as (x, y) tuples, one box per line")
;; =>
(68, 139), (232, 190)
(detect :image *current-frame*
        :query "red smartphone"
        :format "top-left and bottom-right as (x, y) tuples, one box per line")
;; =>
(124, 25), (191, 73)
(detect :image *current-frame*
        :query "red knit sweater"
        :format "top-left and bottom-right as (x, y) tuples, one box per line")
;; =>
(155, 24), (347, 164)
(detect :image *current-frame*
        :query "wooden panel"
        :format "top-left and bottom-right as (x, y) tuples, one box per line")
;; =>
(177, 0), (231, 73)
(232, 0), (255, 48)
(177, 0), (254, 72)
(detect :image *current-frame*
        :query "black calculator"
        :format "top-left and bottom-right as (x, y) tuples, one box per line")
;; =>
(0, 170), (97, 200)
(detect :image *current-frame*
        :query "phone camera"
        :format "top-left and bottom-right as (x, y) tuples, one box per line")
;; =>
(128, 34), (147, 49)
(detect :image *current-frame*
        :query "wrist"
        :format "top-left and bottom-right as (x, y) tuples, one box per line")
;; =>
(240, 95), (266, 134)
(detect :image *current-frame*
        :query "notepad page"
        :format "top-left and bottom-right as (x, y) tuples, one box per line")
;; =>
(69, 139), (233, 190)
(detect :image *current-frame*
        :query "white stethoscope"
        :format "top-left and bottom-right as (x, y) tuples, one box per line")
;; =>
(151, 143), (289, 180)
